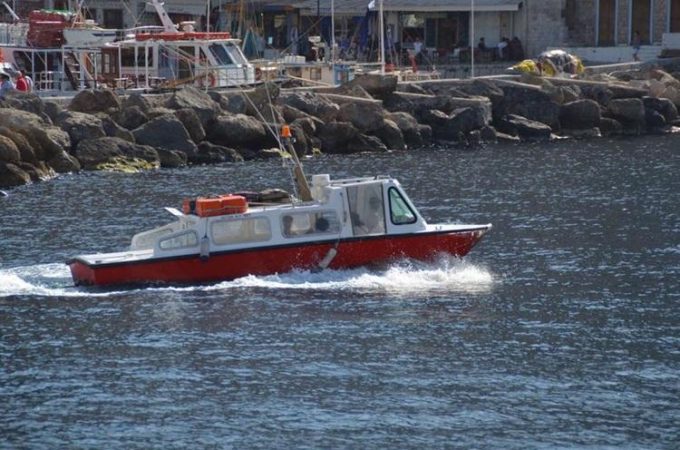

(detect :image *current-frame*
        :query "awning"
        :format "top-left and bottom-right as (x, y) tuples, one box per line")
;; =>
(145, 1), (208, 16)
(291, 0), (372, 16)
(368, 0), (522, 12)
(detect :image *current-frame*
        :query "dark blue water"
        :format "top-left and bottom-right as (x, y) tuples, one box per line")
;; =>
(1, 135), (679, 449)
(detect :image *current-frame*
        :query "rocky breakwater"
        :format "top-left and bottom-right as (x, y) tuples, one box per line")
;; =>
(2, 63), (680, 190)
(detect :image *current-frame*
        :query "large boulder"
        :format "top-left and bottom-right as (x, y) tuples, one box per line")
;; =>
(133, 114), (198, 156)
(345, 74), (398, 98)
(121, 92), (152, 113)
(383, 92), (451, 116)
(0, 162), (31, 188)
(337, 101), (385, 133)
(387, 111), (424, 146)
(99, 115), (135, 142)
(114, 105), (148, 130)
(449, 106), (489, 134)
(19, 161), (55, 182)
(318, 121), (360, 153)
(174, 108), (206, 143)
(559, 99), (601, 129)
(373, 119), (405, 150)
(455, 79), (505, 104)
(599, 117), (623, 136)
(348, 134), (388, 153)
(43, 100), (62, 123)
(218, 91), (248, 114)
(157, 148), (188, 168)
(164, 86), (220, 126)
(0, 135), (21, 163)
(497, 114), (552, 141)
(69, 89), (121, 114)
(207, 113), (274, 149)
(244, 82), (281, 123)
(420, 106), (488, 141)
(581, 84), (614, 106)
(0, 109), (70, 161)
(289, 119), (313, 156)
(0, 92), (45, 117)
(0, 126), (36, 164)
(281, 104), (325, 130)
(191, 141), (243, 165)
(73, 137), (160, 170)
(56, 110), (106, 148)
(644, 108), (667, 130)
(47, 151), (81, 173)
(607, 98), (645, 125)
(281, 92), (340, 122)
(642, 96), (679, 124)
(494, 81), (561, 129)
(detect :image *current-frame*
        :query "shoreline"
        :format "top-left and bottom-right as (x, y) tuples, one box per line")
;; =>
(1, 58), (679, 190)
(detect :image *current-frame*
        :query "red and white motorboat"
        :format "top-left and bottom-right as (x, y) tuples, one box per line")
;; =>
(67, 171), (491, 287)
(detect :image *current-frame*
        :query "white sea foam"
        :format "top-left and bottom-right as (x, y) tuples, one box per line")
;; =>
(221, 258), (495, 295)
(1, 258), (495, 298)
(0, 264), (123, 298)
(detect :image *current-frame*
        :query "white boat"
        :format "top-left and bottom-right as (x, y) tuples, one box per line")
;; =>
(67, 127), (491, 287)
(0, 0), (255, 94)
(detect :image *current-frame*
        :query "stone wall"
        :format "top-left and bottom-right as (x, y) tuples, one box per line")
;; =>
(523, 0), (567, 57)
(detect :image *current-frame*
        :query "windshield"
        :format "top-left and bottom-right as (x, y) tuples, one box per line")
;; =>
(209, 44), (233, 65)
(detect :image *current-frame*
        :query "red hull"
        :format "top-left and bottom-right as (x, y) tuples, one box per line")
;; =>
(68, 229), (488, 287)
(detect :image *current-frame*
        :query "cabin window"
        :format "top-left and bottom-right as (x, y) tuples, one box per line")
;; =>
(211, 217), (271, 245)
(209, 44), (234, 65)
(281, 211), (340, 238)
(159, 231), (199, 250)
(347, 184), (386, 236)
(224, 44), (248, 65)
(388, 188), (417, 225)
(120, 48), (153, 67)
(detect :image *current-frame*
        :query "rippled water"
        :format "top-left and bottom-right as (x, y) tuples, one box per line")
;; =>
(1, 135), (679, 448)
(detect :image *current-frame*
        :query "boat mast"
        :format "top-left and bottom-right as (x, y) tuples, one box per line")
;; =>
(379, 0), (385, 75)
(281, 126), (312, 202)
(331, 0), (335, 66)
(148, 0), (177, 33)
(470, 0), (475, 78)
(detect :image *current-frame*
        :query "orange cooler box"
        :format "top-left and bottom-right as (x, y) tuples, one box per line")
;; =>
(194, 195), (248, 217)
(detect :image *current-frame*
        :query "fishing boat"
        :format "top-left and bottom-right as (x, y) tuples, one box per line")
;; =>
(67, 128), (491, 287)
(0, 0), (255, 94)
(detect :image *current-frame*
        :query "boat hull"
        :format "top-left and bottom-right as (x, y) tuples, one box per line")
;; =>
(68, 228), (489, 287)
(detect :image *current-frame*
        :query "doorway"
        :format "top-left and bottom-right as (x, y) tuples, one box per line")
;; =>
(630, 0), (651, 43)
(598, 0), (616, 46)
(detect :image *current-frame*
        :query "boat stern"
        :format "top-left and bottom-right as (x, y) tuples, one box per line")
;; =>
(66, 257), (97, 286)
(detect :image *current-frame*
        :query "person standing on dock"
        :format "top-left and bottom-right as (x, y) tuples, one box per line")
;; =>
(632, 31), (641, 61)
(15, 71), (29, 92)
(0, 70), (15, 98)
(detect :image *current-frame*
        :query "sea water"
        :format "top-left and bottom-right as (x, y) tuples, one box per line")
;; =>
(1, 135), (679, 448)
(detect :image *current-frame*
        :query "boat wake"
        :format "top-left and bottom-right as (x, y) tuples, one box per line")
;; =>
(0, 263), (126, 298)
(224, 258), (495, 295)
(0, 258), (495, 299)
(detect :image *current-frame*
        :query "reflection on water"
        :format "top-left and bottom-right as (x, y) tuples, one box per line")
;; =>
(1, 134), (679, 448)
